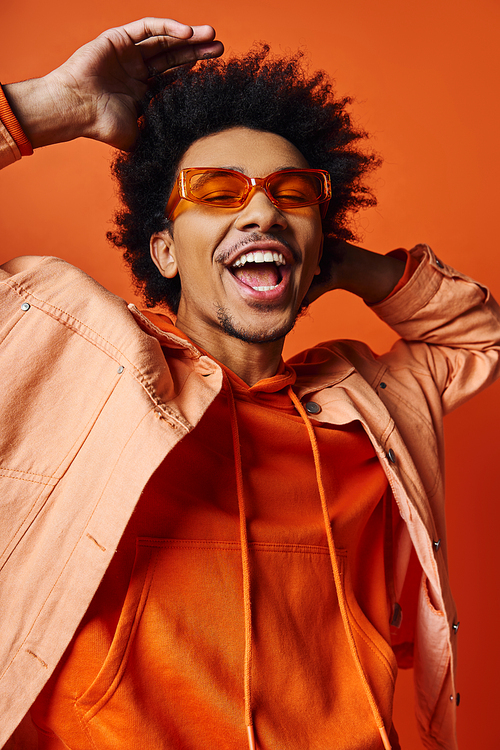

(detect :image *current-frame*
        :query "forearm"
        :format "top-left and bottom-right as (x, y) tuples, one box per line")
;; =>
(331, 241), (406, 304)
(310, 239), (406, 305)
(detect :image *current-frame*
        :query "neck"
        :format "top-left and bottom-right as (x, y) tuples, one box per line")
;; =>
(176, 318), (285, 386)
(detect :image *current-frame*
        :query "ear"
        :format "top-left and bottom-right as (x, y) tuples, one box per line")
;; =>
(150, 231), (178, 279)
(314, 234), (324, 276)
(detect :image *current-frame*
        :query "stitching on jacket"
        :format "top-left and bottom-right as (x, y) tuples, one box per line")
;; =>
(7, 282), (130, 357)
(0, 406), (161, 682)
(8, 283), (174, 400)
(25, 650), (48, 669)
(377, 382), (441, 499)
(0, 483), (53, 574)
(128, 305), (202, 359)
(86, 535), (106, 552)
(6, 283), (193, 432)
(0, 468), (56, 483)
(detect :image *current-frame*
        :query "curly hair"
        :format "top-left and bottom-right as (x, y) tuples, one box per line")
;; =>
(108, 45), (380, 312)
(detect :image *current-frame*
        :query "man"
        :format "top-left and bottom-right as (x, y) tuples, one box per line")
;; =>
(0, 17), (498, 750)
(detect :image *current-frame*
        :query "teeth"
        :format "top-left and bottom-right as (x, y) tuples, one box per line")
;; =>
(232, 251), (286, 268)
(251, 284), (280, 291)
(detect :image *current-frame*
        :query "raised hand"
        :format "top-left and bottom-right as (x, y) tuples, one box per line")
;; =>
(4, 18), (223, 151)
(306, 238), (406, 305)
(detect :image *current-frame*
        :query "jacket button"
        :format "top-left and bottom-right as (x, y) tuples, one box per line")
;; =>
(21, 302), (31, 311)
(435, 258), (444, 269)
(379, 382), (387, 389)
(387, 449), (396, 464)
(117, 365), (124, 374)
(433, 539), (441, 552)
(305, 401), (322, 415)
(452, 621), (460, 634)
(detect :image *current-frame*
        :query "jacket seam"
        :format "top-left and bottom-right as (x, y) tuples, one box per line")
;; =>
(0, 406), (163, 684)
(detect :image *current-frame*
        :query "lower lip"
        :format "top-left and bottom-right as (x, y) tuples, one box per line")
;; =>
(226, 266), (293, 302)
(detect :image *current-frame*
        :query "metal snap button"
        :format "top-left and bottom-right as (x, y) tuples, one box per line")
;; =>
(305, 401), (322, 415)
(433, 539), (441, 552)
(21, 302), (30, 311)
(387, 449), (396, 464)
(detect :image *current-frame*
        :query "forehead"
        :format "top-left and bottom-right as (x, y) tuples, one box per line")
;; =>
(178, 127), (310, 175)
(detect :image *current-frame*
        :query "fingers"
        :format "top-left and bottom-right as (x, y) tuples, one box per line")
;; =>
(135, 22), (223, 74)
(143, 40), (224, 74)
(116, 17), (216, 44)
(136, 23), (219, 57)
(100, 18), (222, 77)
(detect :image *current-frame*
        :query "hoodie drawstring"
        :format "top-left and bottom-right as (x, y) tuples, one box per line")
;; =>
(224, 372), (256, 750)
(288, 388), (392, 750)
(224, 369), (391, 750)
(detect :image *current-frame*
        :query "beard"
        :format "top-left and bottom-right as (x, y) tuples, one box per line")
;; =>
(215, 303), (308, 344)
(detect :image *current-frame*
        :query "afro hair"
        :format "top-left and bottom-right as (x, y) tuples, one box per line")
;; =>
(108, 45), (380, 312)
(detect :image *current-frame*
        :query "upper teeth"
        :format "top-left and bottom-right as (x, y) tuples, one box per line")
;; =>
(232, 251), (286, 268)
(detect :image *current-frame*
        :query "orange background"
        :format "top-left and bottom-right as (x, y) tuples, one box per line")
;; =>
(1, 1), (499, 747)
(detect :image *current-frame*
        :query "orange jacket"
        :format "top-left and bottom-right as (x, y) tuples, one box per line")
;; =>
(1, 246), (499, 749)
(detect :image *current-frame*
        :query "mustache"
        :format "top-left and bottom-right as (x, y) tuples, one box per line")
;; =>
(214, 232), (300, 265)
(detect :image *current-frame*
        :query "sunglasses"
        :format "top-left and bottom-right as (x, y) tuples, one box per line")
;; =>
(165, 168), (332, 220)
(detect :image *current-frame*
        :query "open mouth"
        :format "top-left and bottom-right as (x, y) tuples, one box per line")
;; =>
(229, 250), (287, 292)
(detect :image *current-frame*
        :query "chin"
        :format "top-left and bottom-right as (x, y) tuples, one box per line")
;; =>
(216, 306), (298, 344)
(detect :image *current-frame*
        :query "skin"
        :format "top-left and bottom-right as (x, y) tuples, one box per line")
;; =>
(150, 128), (405, 385)
(150, 127), (325, 385)
(4, 17), (404, 385)
(4, 18), (224, 151)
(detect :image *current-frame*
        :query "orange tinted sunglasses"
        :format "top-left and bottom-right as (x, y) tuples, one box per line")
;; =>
(165, 168), (332, 220)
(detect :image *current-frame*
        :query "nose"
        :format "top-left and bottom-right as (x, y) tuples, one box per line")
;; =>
(234, 187), (288, 233)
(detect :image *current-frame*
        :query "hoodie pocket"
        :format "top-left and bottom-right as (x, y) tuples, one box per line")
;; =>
(340, 554), (398, 685)
(75, 542), (158, 723)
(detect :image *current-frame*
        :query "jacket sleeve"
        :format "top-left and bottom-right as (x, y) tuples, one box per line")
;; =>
(0, 120), (21, 169)
(371, 243), (500, 414)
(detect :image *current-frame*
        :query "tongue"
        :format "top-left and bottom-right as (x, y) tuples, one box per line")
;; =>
(233, 262), (280, 288)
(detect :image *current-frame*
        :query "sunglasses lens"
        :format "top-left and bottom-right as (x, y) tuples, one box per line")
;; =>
(188, 171), (247, 206)
(269, 172), (325, 206)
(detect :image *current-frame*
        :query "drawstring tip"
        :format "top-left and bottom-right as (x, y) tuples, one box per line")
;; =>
(379, 724), (392, 750)
(247, 724), (257, 750)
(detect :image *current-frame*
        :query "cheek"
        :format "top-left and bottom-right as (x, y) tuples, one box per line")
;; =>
(173, 216), (228, 287)
(174, 210), (233, 253)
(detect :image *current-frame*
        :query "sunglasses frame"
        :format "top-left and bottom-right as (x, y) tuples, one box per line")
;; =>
(165, 167), (332, 220)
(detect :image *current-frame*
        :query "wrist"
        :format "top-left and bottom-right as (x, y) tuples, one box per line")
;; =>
(3, 75), (93, 149)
